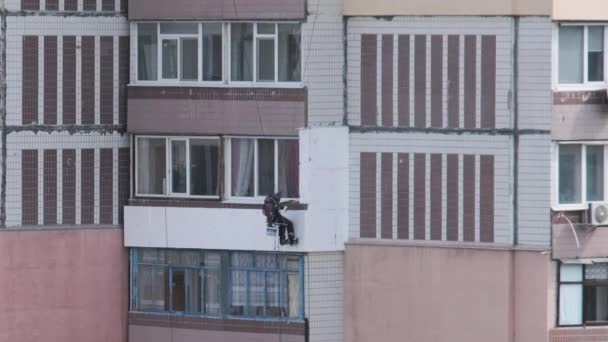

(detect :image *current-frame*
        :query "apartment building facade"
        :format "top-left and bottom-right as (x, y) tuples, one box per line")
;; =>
(343, 1), (608, 342)
(122, 0), (346, 341)
(0, 0), (130, 341)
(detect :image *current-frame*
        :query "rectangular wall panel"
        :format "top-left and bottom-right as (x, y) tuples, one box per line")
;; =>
(102, 0), (114, 11)
(119, 37), (129, 125)
(446, 154), (459, 241)
(381, 153), (393, 239)
(44, 36), (57, 125)
(46, 0), (58, 10)
(22, 36), (38, 125)
(382, 35), (393, 127)
(480, 155), (495, 242)
(397, 153), (409, 239)
(83, 0), (96, 11)
(414, 35), (426, 128)
(430, 35), (443, 128)
(21, 0), (40, 10)
(361, 35), (377, 126)
(360, 153), (377, 238)
(81, 149), (95, 224)
(63, 149), (76, 225)
(398, 35), (410, 127)
(22, 150), (38, 225)
(63, 36), (76, 125)
(463, 155), (475, 241)
(64, 0), (77, 10)
(481, 35), (496, 129)
(100, 37), (114, 125)
(81, 36), (95, 125)
(414, 153), (426, 239)
(43, 150), (57, 225)
(430, 154), (442, 240)
(464, 35), (477, 129)
(118, 148), (130, 224)
(447, 35), (460, 128)
(100, 149), (113, 224)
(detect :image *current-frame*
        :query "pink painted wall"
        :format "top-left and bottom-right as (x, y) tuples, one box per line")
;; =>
(344, 244), (550, 342)
(0, 228), (128, 342)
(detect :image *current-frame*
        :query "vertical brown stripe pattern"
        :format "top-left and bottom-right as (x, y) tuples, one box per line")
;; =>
(464, 35), (477, 129)
(430, 154), (442, 240)
(62, 149), (76, 225)
(430, 35), (443, 128)
(100, 149), (113, 224)
(398, 35), (410, 127)
(22, 150), (38, 225)
(22, 36), (38, 125)
(44, 36), (57, 125)
(447, 35), (460, 128)
(381, 153), (392, 239)
(119, 37), (130, 125)
(413, 153), (425, 240)
(360, 153), (376, 238)
(21, 0), (39, 10)
(81, 149), (95, 224)
(463, 155), (475, 242)
(46, 0), (58, 10)
(118, 148), (130, 224)
(63, 36), (76, 125)
(81, 36), (95, 125)
(102, 0), (114, 11)
(481, 35), (496, 129)
(64, 0), (77, 10)
(100, 36), (114, 125)
(480, 155), (495, 243)
(414, 35), (426, 128)
(84, 0), (96, 11)
(446, 154), (459, 241)
(361, 35), (377, 126)
(382, 35), (393, 127)
(397, 153), (409, 239)
(43, 150), (57, 225)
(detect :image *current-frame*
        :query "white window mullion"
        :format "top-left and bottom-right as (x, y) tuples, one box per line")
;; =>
(254, 139), (259, 197)
(199, 23), (203, 82)
(584, 26), (589, 84)
(274, 139), (279, 193)
(225, 23), (230, 84)
(253, 23), (258, 85)
(157, 25), (162, 83)
(582, 144), (587, 204)
(274, 23), (279, 83)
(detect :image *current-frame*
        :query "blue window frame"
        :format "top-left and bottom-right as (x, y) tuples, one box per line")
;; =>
(130, 248), (304, 321)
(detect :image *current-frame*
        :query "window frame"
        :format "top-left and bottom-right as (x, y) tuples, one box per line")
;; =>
(553, 142), (608, 210)
(554, 23), (608, 90)
(134, 135), (221, 199)
(133, 21), (302, 88)
(130, 248), (305, 322)
(224, 136), (299, 202)
(557, 262), (608, 327)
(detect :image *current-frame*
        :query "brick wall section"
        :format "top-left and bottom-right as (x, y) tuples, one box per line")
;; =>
(44, 36), (57, 125)
(360, 153), (376, 238)
(464, 35), (476, 129)
(381, 153), (392, 239)
(22, 36), (38, 125)
(381, 35), (393, 127)
(63, 36), (76, 125)
(462, 155), (475, 242)
(430, 154), (442, 240)
(430, 35), (443, 128)
(118, 148), (129, 224)
(550, 328), (608, 342)
(62, 149), (76, 225)
(360, 35), (377, 126)
(480, 155), (495, 243)
(21, 0), (39, 10)
(22, 150), (38, 225)
(414, 35), (426, 128)
(100, 37), (114, 125)
(119, 37), (129, 125)
(397, 153), (409, 239)
(397, 35), (410, 127)
(481, 35), (497, 129)
(413, 153), (426, 239)
(447, 35), (460, 128)
(81, 36), (95, 125)
(446, 154), (459, 241)
(81, 149), (94, 224)
(99, 149), (113, 224)
(43, 150), (57, 225)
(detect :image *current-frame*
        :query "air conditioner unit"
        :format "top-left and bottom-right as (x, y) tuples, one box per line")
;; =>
(590, 203), (608, 225)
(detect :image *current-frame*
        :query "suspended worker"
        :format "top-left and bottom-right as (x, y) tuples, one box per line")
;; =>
(263, 192), (298, 246)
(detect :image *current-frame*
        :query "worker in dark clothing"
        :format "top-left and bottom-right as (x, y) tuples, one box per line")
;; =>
(263, 193), (298, 246)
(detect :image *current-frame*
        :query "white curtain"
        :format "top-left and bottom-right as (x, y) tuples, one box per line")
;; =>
(232, 139), (254, 196)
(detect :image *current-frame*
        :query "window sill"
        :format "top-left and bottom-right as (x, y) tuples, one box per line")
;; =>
(129, 82), (305, 89)
(129, 197), (308, 210)
(552, 204), (588, 211)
